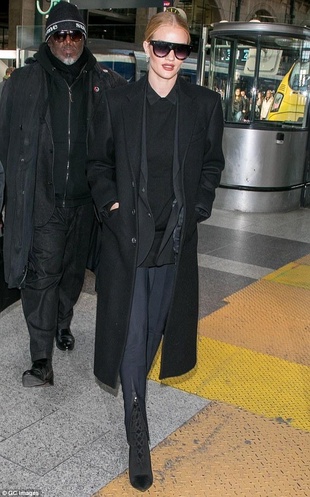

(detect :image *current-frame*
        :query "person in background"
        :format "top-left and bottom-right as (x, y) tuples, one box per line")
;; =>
(241, 89), (250, 119)
(0, 1), (126, 387)
(232, 87), (245, 122)
(255, 90), (263, 119)
(87, 10), (224, 492)
(0, 66), (15, 99)
(260, 89), (274, 119)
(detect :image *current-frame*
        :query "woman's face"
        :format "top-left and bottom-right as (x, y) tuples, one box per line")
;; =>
(143, 24), (189, 83)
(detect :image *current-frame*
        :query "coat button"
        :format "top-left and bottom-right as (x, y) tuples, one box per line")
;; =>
(132, 209), (136, 215)
(131, 181), (135, 188)
(131, 237), (136, 244)
(147, 212), (151, 217)
(141, 187), (145, 193)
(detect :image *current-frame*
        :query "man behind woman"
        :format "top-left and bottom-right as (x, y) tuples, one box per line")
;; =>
(87, 9), (224, 492)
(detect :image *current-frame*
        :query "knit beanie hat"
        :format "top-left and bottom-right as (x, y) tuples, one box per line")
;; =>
(45, 1), (87, 42)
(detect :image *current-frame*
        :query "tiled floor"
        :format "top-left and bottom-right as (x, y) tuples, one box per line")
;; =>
(0, 207), (309, 496)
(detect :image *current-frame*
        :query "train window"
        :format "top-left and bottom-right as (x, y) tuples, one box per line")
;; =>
(210, 38), (255, 123)
(208, 38), (231, 118)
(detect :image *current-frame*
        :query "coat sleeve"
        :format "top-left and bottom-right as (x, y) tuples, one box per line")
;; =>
(0, 161), (4, 211)
(87, 93), (118, 220)
(195, 93), (225, 221)
(0, 76), (13, 173)
(0, 77), (13, 213)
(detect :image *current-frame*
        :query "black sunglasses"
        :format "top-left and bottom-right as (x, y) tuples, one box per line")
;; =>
(53, 30), (83, 43)
(149, 40), (192, 60)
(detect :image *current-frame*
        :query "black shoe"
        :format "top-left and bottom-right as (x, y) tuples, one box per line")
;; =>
(22, 359), (54, 387)
(56, 328), (75, 351)
(128, 397), (153, 492)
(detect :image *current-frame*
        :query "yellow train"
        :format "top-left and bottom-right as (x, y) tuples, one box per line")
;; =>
(267, 59), (310, 123)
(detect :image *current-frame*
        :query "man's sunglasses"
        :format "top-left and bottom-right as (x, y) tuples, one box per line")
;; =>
(52, 30), (83, 43)
(149, 40), (192, 60)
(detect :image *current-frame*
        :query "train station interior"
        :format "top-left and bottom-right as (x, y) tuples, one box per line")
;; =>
(0, 1), (309, 496)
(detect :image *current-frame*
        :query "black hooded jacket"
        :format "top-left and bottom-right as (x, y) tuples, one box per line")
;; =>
(0, 43), (126, 288)
(36, 44), (93, 207)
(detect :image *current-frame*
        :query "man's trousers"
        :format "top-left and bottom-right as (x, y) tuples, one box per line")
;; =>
(21, 204), (94, 361)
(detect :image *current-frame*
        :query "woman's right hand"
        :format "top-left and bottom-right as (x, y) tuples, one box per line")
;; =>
(110, 202), (119, 211)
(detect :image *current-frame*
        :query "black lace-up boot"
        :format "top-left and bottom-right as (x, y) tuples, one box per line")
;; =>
(128, 396), (153, 492)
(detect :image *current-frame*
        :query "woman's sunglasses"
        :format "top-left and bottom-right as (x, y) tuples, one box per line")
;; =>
(149, 40), (192, 60)
(52, 30), (83, 43)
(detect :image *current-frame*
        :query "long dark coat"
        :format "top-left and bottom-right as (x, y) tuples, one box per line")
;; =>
(87, 75), (225, 389)
(0, 47), (126, 289)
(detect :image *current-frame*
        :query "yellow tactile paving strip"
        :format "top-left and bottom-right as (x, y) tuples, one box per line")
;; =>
(93, 255), (310, 496)
(94, 403), (310, 497)
(150, 335), (310, 432)
(264, 261), (310, 290)
(198, 279), (310, 366)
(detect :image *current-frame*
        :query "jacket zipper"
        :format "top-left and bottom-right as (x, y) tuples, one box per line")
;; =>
(61, 68), (86, 207)
(62, 84), (72, 207)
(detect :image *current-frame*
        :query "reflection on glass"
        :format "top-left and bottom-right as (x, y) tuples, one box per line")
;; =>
(268, 59), (310, 123)
(209, 34), (310, 127)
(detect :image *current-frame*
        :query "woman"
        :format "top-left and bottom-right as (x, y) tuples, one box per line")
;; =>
(232, 87), (244, 122)
(87, 10), (225, 491)
(260, 89), (274, 119)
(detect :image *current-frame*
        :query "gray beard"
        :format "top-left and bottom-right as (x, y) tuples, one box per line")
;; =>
(62, 57), (76, 66)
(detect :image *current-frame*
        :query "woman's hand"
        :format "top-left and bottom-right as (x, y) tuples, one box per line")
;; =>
(110, 202), (119, 211)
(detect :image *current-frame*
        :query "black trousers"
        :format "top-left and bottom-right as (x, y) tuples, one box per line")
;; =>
(120, 264), (176, 440)
(21, 204), (94, 361)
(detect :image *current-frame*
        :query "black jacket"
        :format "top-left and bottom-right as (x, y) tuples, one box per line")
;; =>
(0, 45), (126, 288)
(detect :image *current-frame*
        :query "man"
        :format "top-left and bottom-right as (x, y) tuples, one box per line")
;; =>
(0, 1), (126, 387)
(0, 66), (15, 99)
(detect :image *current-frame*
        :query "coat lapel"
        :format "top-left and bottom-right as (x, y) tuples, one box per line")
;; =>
(122, 77), (146, 181)
(157, 78), (199, 261)
(178, 78), (199, 167)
